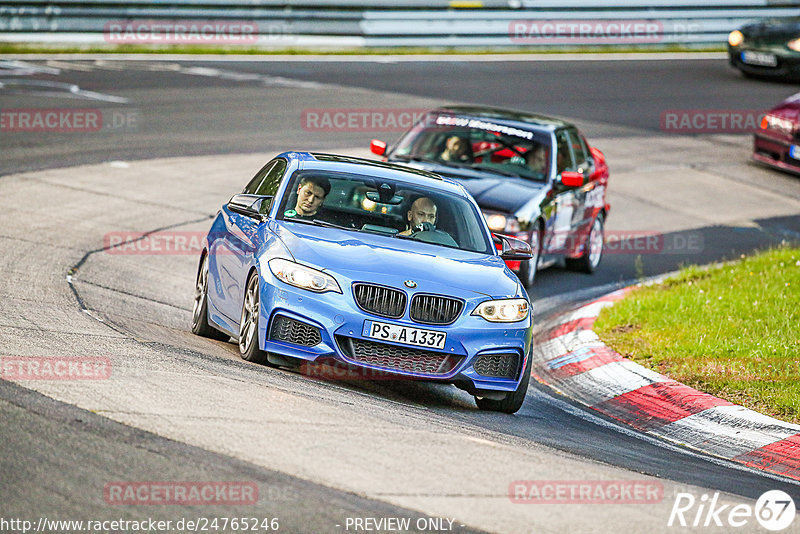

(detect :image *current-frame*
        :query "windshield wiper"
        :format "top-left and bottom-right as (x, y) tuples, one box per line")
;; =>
(392, 154), (439, 165)
(312, 219), (353, 230)
(469, 163), (524, 178)
(287, 218), (353, 231)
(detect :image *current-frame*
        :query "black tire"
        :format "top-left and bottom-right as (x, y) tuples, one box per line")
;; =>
(565, 213), (604, 274)
(191, 254), (230, 341)
(517, 222), (542, 287)
(238, 272), (268, 364)
(474, 352), (532, 414)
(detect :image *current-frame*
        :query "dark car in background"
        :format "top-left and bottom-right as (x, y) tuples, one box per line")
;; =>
(370, 106), (610, 286)
(728, 18), (800, 80)
(754, 92), (800, 175)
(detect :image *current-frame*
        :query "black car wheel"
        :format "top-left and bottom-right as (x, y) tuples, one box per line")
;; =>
(517, 222), (542, 287)
(566, 213), (604, 274)
(238, 272), (268, 364)
(474, 352), (531, 414)
(191, 254), (229, 341)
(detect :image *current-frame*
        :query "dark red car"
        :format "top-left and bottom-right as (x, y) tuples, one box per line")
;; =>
(754, 93), (800, 175)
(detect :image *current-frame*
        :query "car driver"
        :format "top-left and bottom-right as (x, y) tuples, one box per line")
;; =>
(400, 196), (438, 235)
(284, 176), (331, 220)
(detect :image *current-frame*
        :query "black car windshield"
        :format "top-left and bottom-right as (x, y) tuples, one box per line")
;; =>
(277, 170), (493, 255)
(391, 113), (552, 182)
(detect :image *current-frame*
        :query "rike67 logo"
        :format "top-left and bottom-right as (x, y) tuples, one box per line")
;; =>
(668, 490), (796, 531)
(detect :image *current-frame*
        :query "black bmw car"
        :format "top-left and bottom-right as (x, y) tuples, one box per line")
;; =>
(728, 17), (800, 80)
(370, 106), (610, 287)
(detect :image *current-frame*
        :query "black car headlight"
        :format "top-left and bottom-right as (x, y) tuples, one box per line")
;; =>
(789, 38), (800, 52)
(728, 30), (744, 47)
(484, 213), (521, 233)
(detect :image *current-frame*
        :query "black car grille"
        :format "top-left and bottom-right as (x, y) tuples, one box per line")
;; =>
(353, 283), (406, 318)
(269, 315), (321, 347)
(473, 353), (521, 380)
(336, 336), (462, 376)
(410, 294), (464, 325)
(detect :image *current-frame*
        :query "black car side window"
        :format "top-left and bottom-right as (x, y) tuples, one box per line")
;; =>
(555, 131), (575, 174)
(566, 130), (588, 168)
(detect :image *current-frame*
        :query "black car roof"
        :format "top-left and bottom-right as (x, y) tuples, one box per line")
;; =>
(432, 105), (571, 132)
(743, 17), (800, 34)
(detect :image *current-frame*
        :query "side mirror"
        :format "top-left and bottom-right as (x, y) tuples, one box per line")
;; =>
(494, 233), (532, 260)
(227, 194), (271, 221)
(559, 171), (584, 188)
(370, 139), (387, 156)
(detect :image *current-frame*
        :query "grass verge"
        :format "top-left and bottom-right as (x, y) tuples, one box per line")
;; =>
(594, 245), (800, 424)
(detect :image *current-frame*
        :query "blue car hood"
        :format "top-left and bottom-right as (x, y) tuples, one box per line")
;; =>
(270, 222), (520, 298)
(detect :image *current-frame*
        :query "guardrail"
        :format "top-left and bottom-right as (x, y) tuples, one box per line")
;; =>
(0, 1), (798, 47)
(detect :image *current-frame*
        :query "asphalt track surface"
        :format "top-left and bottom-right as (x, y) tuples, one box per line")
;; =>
(1, 56), (800, 533)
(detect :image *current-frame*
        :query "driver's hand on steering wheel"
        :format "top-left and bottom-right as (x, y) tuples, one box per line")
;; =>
(412, 221), (436, 233)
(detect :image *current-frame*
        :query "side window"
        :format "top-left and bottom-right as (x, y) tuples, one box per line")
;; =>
(243, 161), (275, 194)
(256, 159), (286, 196)
(555, 131), (575, 174)
(566, 129), (588, 168)
(242, 159), (287, 196)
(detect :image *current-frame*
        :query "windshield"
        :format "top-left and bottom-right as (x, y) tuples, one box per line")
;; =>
(277, 170), (493, 255)
(391, 113), (552, 181)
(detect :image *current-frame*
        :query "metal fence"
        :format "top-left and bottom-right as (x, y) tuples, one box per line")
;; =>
(0, 0), (798, 47)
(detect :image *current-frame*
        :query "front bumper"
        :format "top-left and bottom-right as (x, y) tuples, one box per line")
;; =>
(753, 131), (800, 176)
(257, 275), (532, 392)
(729, 46), (800, 79)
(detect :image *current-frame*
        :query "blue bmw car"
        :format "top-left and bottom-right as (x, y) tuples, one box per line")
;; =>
(192, 152), (534, 413)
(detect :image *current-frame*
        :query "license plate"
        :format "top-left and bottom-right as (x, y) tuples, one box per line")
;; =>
(364, 321), (446, 350)
(790, 145), (800, 160)
(741, 50), (778, 67)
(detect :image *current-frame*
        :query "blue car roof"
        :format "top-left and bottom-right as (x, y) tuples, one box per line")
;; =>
(275, 151), (469, 196)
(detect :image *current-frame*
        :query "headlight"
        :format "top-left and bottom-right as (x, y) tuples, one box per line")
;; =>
(268, 258), (342, 294)
(789, 38), (800, 52)
(728, 30), (744, 47)
(485, 213), (521, 233)
(472, 298), (529, 323)
(761, 114), (795, 135)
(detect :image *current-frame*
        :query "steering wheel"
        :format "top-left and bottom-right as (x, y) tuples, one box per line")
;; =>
(409, 223), (458, 247)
